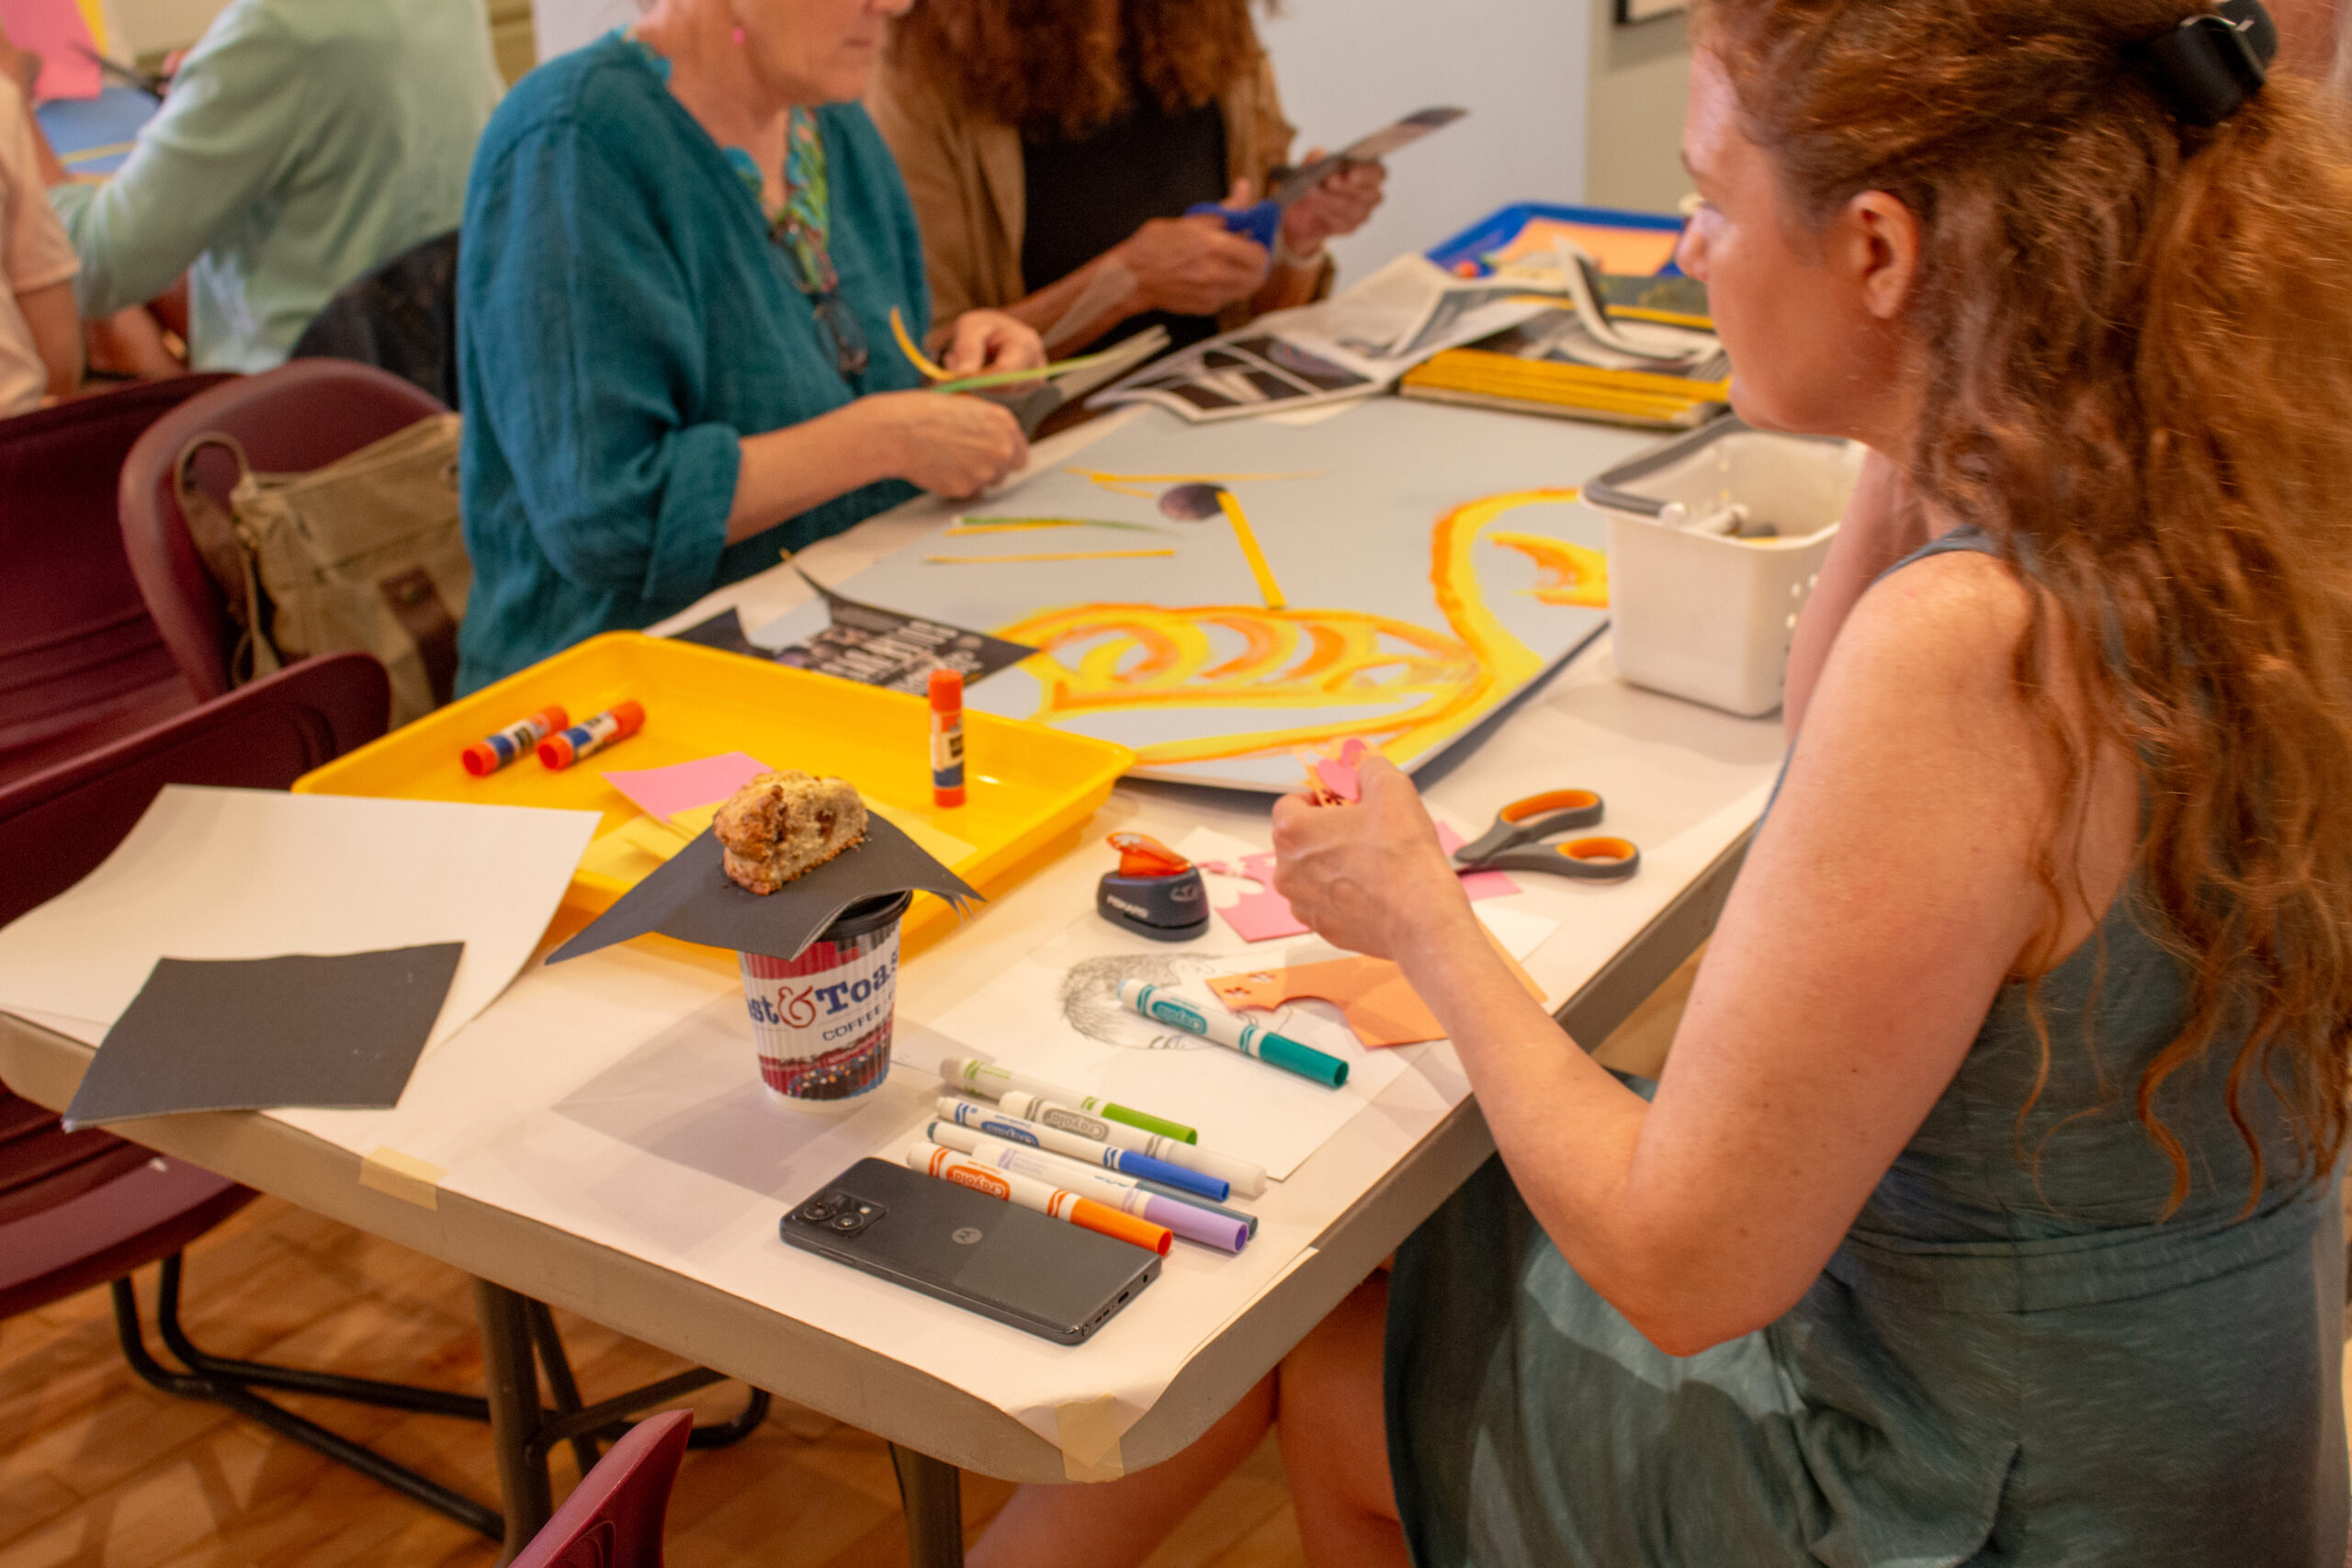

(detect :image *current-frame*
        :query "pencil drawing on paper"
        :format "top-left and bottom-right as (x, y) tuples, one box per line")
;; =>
(1061, 953), (1270, 1052)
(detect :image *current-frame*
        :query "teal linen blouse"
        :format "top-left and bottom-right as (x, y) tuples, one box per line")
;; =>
(454, 33), (928, 694)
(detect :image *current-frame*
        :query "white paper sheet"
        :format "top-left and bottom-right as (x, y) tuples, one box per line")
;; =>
(0, 786), (599, 1050)
(900, 891), (1555, 1181)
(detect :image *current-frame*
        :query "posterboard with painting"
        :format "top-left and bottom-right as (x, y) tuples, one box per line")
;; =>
(782, 400), (1659, 792)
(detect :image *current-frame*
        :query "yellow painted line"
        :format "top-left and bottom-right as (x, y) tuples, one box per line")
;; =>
(922, 549), (1176, 565)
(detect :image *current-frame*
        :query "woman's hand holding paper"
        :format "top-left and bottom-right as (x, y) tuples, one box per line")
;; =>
(1281, 154), (1386, 258)
(1269, 754), (1477, 964)
(938, 309), (1047, 377)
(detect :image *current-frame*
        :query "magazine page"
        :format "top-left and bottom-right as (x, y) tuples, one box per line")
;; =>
(1091, 255), (1551, 423)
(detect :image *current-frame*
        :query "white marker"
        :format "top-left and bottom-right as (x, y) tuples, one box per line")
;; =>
(924, 1129), (1248, 1252)
(932, 1097), (1231, 1202)
(939, 1053), (1199, 1144)
(999, 1089), (1268, 1199)
(923, 1118), (1258, 1236)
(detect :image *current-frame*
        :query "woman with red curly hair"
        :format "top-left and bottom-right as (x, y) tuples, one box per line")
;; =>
(868, 0), (1383, 355)
(972, 2), (2352, 1564)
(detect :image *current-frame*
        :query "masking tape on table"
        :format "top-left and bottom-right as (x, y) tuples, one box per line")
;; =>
(360, 1146), (447, 1210)
(1055, 1394), (1125, 1482)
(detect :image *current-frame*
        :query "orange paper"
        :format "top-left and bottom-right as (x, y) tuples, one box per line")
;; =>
(1205, 935), (1543, 1050)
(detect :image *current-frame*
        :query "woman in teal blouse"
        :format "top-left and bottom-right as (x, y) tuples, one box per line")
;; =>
(456, 0), (1038, 692)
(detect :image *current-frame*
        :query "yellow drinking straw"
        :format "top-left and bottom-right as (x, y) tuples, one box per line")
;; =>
(889, 308), (954, 381)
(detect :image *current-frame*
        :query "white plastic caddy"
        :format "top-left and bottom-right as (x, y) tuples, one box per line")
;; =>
(1587, 418), (1862, 717)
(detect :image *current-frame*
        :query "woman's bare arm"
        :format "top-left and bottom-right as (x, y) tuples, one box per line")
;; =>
(1273, 551), (2132, 1354)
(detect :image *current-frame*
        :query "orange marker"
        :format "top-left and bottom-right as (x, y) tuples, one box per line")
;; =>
(462, 705), (568, 776)
(537, 701), (645, 769)
(928, 667), (966, 807)
(906, 1145), (1173, 1256)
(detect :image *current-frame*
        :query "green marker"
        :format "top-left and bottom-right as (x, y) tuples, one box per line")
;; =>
(938, 1054), (1198, 1144)
(1119, 980), (1350, 1089)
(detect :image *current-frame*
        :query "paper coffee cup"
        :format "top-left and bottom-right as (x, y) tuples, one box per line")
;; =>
(740, 891), (913, 1104)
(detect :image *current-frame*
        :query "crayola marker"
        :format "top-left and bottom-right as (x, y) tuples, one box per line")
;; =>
(997, 1089), (1267, 1199)
(537, 701), (645, 769)
(932, 1097), (1229, 1202)
(904, 1144), (1171, 1255)
(925, 1117), (1257, 1236)
(938, 1054), (1197, 1144)
(929, 667), (965, 807)
(923, 1125), (1248, 1252)
(1118, 979), (1349, 1089)
(462, 705), (567, 775)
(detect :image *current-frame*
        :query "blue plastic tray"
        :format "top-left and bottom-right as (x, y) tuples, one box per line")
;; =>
(1426, 201), (1686, 278)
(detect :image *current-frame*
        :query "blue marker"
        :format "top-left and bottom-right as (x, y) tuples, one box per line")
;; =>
(933, 1098), (1230, 1202)
(1118, 979), (1350, 1088)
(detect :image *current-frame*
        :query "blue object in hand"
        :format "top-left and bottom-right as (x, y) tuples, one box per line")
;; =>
(1185, 199), (1282, 252)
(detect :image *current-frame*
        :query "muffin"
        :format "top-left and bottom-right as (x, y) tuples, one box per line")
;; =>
(713, 771), (868, 894)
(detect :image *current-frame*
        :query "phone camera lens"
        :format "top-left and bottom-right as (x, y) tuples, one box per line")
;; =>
(828, 1212), (867, 1235)
(797, 1192), (844, 1225)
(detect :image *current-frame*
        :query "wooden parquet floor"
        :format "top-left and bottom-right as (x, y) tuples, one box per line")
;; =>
(0, 960), (1702, 1568)
(0, 1190), (1306, 1567)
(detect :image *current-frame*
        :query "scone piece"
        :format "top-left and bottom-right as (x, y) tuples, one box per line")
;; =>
(713, 771), (868, 894)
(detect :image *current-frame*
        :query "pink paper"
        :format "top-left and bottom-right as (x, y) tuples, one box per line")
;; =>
(602, 751), (770, 821)
(0, 0), (102, 101)
(1209, 825), (1517, 943)
(1311, 739), (1370, 804)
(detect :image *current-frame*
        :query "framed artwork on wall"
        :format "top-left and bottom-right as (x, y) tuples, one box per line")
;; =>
(1615, 0), (1686, 19)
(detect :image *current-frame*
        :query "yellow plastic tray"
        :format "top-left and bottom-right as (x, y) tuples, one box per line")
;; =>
(293, 632), (1134, 957)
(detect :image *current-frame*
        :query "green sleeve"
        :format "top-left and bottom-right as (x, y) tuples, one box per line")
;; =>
(48, 3), (310, 315)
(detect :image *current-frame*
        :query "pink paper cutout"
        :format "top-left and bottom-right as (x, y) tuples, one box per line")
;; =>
(1308, 739), (1371, 803)
(601, 751), (771, 820)
(0, 0), (102, 101)
(1208, 824), (1518, 943)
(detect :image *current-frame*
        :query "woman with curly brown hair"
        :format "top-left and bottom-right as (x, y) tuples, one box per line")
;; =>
(867, 0), (1383, 355)
(972, 2), (2352, 1564)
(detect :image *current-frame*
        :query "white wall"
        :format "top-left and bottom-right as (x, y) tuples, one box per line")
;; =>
(108, 0), (229, 55)
(1583, 3), (1693, 212)
(1256, 0), (1591, 285)
(533, 0), (633, 62)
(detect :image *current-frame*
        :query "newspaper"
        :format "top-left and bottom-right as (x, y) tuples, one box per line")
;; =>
(1090, 255), (1553, 423)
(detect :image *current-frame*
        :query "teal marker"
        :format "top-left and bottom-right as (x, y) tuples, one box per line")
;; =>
(1118, 979), (1350, 1088)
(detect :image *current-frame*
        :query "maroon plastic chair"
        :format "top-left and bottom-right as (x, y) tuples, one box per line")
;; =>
(0, 653), (520, 1535)
(0, 375), (235, 788)
(511, 1410), (694, 1568)
(117, 360), (447, 704)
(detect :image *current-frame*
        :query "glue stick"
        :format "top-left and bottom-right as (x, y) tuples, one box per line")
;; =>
(929, 667), (966, 807)
(538, 701), (645, 769)
(462, 705), (568, 776)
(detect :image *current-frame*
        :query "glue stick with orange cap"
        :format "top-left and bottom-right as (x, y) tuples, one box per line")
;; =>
(538, 701), (645, 769)
(462, 705), (568, 776)
(928, 667), (966, 807)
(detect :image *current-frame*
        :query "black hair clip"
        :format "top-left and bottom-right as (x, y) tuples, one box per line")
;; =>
(2135, 0), (2279, 128)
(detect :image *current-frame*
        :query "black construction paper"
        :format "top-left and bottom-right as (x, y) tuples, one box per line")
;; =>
(547, 814), (979, 964)
(63, 943), (464, 1129)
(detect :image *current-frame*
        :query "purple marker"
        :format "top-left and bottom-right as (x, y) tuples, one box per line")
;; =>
(933, 1096), (1230, 1202)
(923, 1124), (1249, 1252)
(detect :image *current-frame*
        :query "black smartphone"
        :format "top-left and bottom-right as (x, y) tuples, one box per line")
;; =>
(780, 1157), (1161, 1345)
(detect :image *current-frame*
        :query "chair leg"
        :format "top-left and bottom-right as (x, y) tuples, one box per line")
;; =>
(685, 1386), (771, 1450)
(525, 1295), (610, 1478)
(112, 1271), (503, 1540)
(151, 1252), (492, 1420)
(523, 1292), (770, 1458)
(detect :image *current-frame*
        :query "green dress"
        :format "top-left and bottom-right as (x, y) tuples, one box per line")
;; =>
(1387, 530), (2347, 1566)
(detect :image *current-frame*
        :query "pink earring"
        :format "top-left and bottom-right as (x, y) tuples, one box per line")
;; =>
(732, 24), (746, 44)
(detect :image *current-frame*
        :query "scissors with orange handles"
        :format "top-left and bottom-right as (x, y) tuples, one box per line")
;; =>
(1452, 790), (1640, 881)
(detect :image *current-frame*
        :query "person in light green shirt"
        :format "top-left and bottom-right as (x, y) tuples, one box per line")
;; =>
(46, 0), (502, 373)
